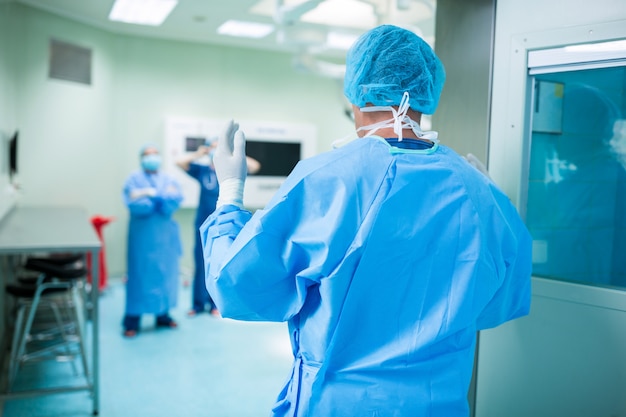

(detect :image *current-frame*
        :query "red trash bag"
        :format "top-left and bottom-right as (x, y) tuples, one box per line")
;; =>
(87, 215), (115, 292)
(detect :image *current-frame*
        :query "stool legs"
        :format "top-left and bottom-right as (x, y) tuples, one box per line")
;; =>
(7, 303), (26, 389)
(6, 281), (90, 392)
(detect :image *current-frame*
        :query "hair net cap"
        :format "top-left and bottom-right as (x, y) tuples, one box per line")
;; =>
(344, 25), (445, 115)
(139, 142), (160, 156)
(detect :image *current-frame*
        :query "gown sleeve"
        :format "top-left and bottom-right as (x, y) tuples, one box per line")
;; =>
(123, 174), (157, 217)
(475, 186), (533, 330)
(200, 163), (368, 322)
(155, 176), (183, 216)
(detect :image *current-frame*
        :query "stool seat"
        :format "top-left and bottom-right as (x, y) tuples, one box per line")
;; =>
(26, 253), (83, 266)
(25, 258), (87, 279)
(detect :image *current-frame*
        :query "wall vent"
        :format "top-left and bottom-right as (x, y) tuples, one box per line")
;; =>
(48, 39), (92, 85)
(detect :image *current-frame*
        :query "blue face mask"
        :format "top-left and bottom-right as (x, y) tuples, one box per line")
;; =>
(141, 154), (161, 172)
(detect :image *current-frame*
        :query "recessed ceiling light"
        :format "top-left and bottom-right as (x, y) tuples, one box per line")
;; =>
(301, 0), (376, 30)
(108, 0), (178, 26)
(252, 0), (376, 29)
(326, 31), (359, 50)
(217, 20), (275, 39)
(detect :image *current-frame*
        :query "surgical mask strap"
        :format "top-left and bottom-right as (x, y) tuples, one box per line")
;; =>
(357, 92), (439, 143)
(393, 92), (411, 141)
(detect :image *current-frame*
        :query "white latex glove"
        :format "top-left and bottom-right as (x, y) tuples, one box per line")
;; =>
(465, 153), (491, 179)
(130, 187), (157, 200)
(214, 120), (247, 208)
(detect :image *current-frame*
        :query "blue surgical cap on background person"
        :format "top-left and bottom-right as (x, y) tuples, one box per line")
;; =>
(139, 142), (160, 156)
(344, 25), (446, 115)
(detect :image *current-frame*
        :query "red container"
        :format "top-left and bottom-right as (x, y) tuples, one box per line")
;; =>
(87, 215), (114, 291)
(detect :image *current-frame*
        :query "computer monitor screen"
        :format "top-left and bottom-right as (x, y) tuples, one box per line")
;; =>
(246, 140), (301, 177)
(185, 136), (206, 152)
(9, 130), (17, 178)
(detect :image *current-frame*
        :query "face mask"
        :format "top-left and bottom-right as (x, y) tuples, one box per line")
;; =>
(141, 154), (161, 172)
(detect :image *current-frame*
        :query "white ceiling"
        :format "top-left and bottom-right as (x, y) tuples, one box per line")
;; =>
(13, 0), (436, 65)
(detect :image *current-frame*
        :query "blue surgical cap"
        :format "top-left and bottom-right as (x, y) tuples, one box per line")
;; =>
(139, 142), (160, 156)
(344, 25), (446, 115)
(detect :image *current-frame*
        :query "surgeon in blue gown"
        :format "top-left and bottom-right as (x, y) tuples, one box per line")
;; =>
(200, 25), (532, 417)
(122, 143), (184, 338)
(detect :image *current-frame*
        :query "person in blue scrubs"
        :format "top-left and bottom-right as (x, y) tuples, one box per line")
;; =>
(176, 140), (221, 316)
(177, 139), (260, 317)
(122, 144), (183, 338)
(200, 25), (532, 416)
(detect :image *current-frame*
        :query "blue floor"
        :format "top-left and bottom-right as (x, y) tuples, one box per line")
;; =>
(1, 279), (294, 417)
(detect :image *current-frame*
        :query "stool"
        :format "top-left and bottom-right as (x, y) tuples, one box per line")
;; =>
(5, 255), (89, 392)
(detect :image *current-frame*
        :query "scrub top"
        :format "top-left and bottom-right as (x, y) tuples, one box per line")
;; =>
(200, 136), (532, 417)
(187, 162), (219, 228)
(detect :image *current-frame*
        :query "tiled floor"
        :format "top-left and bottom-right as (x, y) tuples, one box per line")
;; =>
(1, 279), (293, 417)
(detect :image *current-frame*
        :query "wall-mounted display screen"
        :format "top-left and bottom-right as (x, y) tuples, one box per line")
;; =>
(246, 140), (301, 177)
(9, 130), (17, 179)
(185, 137), (206, 152)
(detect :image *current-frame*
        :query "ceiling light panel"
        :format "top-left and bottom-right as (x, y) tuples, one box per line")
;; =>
(217, 20), (275, 39)
(301, 0), (377, 30)
(326, 31), (359, 50)
(109, 0), (178, 26)
(251, 0), (376, 29)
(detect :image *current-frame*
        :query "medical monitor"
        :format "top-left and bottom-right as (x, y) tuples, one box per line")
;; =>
(185, 136), (206, 152)
(9, 130), (17, 180)
(246, 140), (300, 176)
(241, 122), (316, 209)
(243, 132), (316, 209)
(0, 130), (19, 221)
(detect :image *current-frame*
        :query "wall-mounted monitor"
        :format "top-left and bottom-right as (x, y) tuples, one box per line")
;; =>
(185, 136), (207, 152)
(164, 117), (317, 209)
(9, 130), (18, 180)
(0, 130), (19, 221)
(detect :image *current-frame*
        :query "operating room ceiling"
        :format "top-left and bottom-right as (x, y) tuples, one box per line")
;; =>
(10, 0), (436, 72)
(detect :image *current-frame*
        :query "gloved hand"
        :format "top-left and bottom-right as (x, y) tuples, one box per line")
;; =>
(214, 120), (248, 208)
(464, 153), (491, 179)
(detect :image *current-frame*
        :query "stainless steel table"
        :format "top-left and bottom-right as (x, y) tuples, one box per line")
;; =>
(0, 206), (101, 415)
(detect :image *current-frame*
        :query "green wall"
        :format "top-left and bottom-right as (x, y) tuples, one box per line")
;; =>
(12, 4), (354, 280)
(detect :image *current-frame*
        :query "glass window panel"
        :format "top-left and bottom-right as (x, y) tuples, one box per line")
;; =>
(526, 65), (626, 289)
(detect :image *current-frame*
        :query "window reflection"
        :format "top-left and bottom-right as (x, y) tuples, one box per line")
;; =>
(526, 67), (626, 288)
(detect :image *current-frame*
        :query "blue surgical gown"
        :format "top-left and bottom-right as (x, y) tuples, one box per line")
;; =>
(123, 170), (183, 316)
(200, 137), (532, 417)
